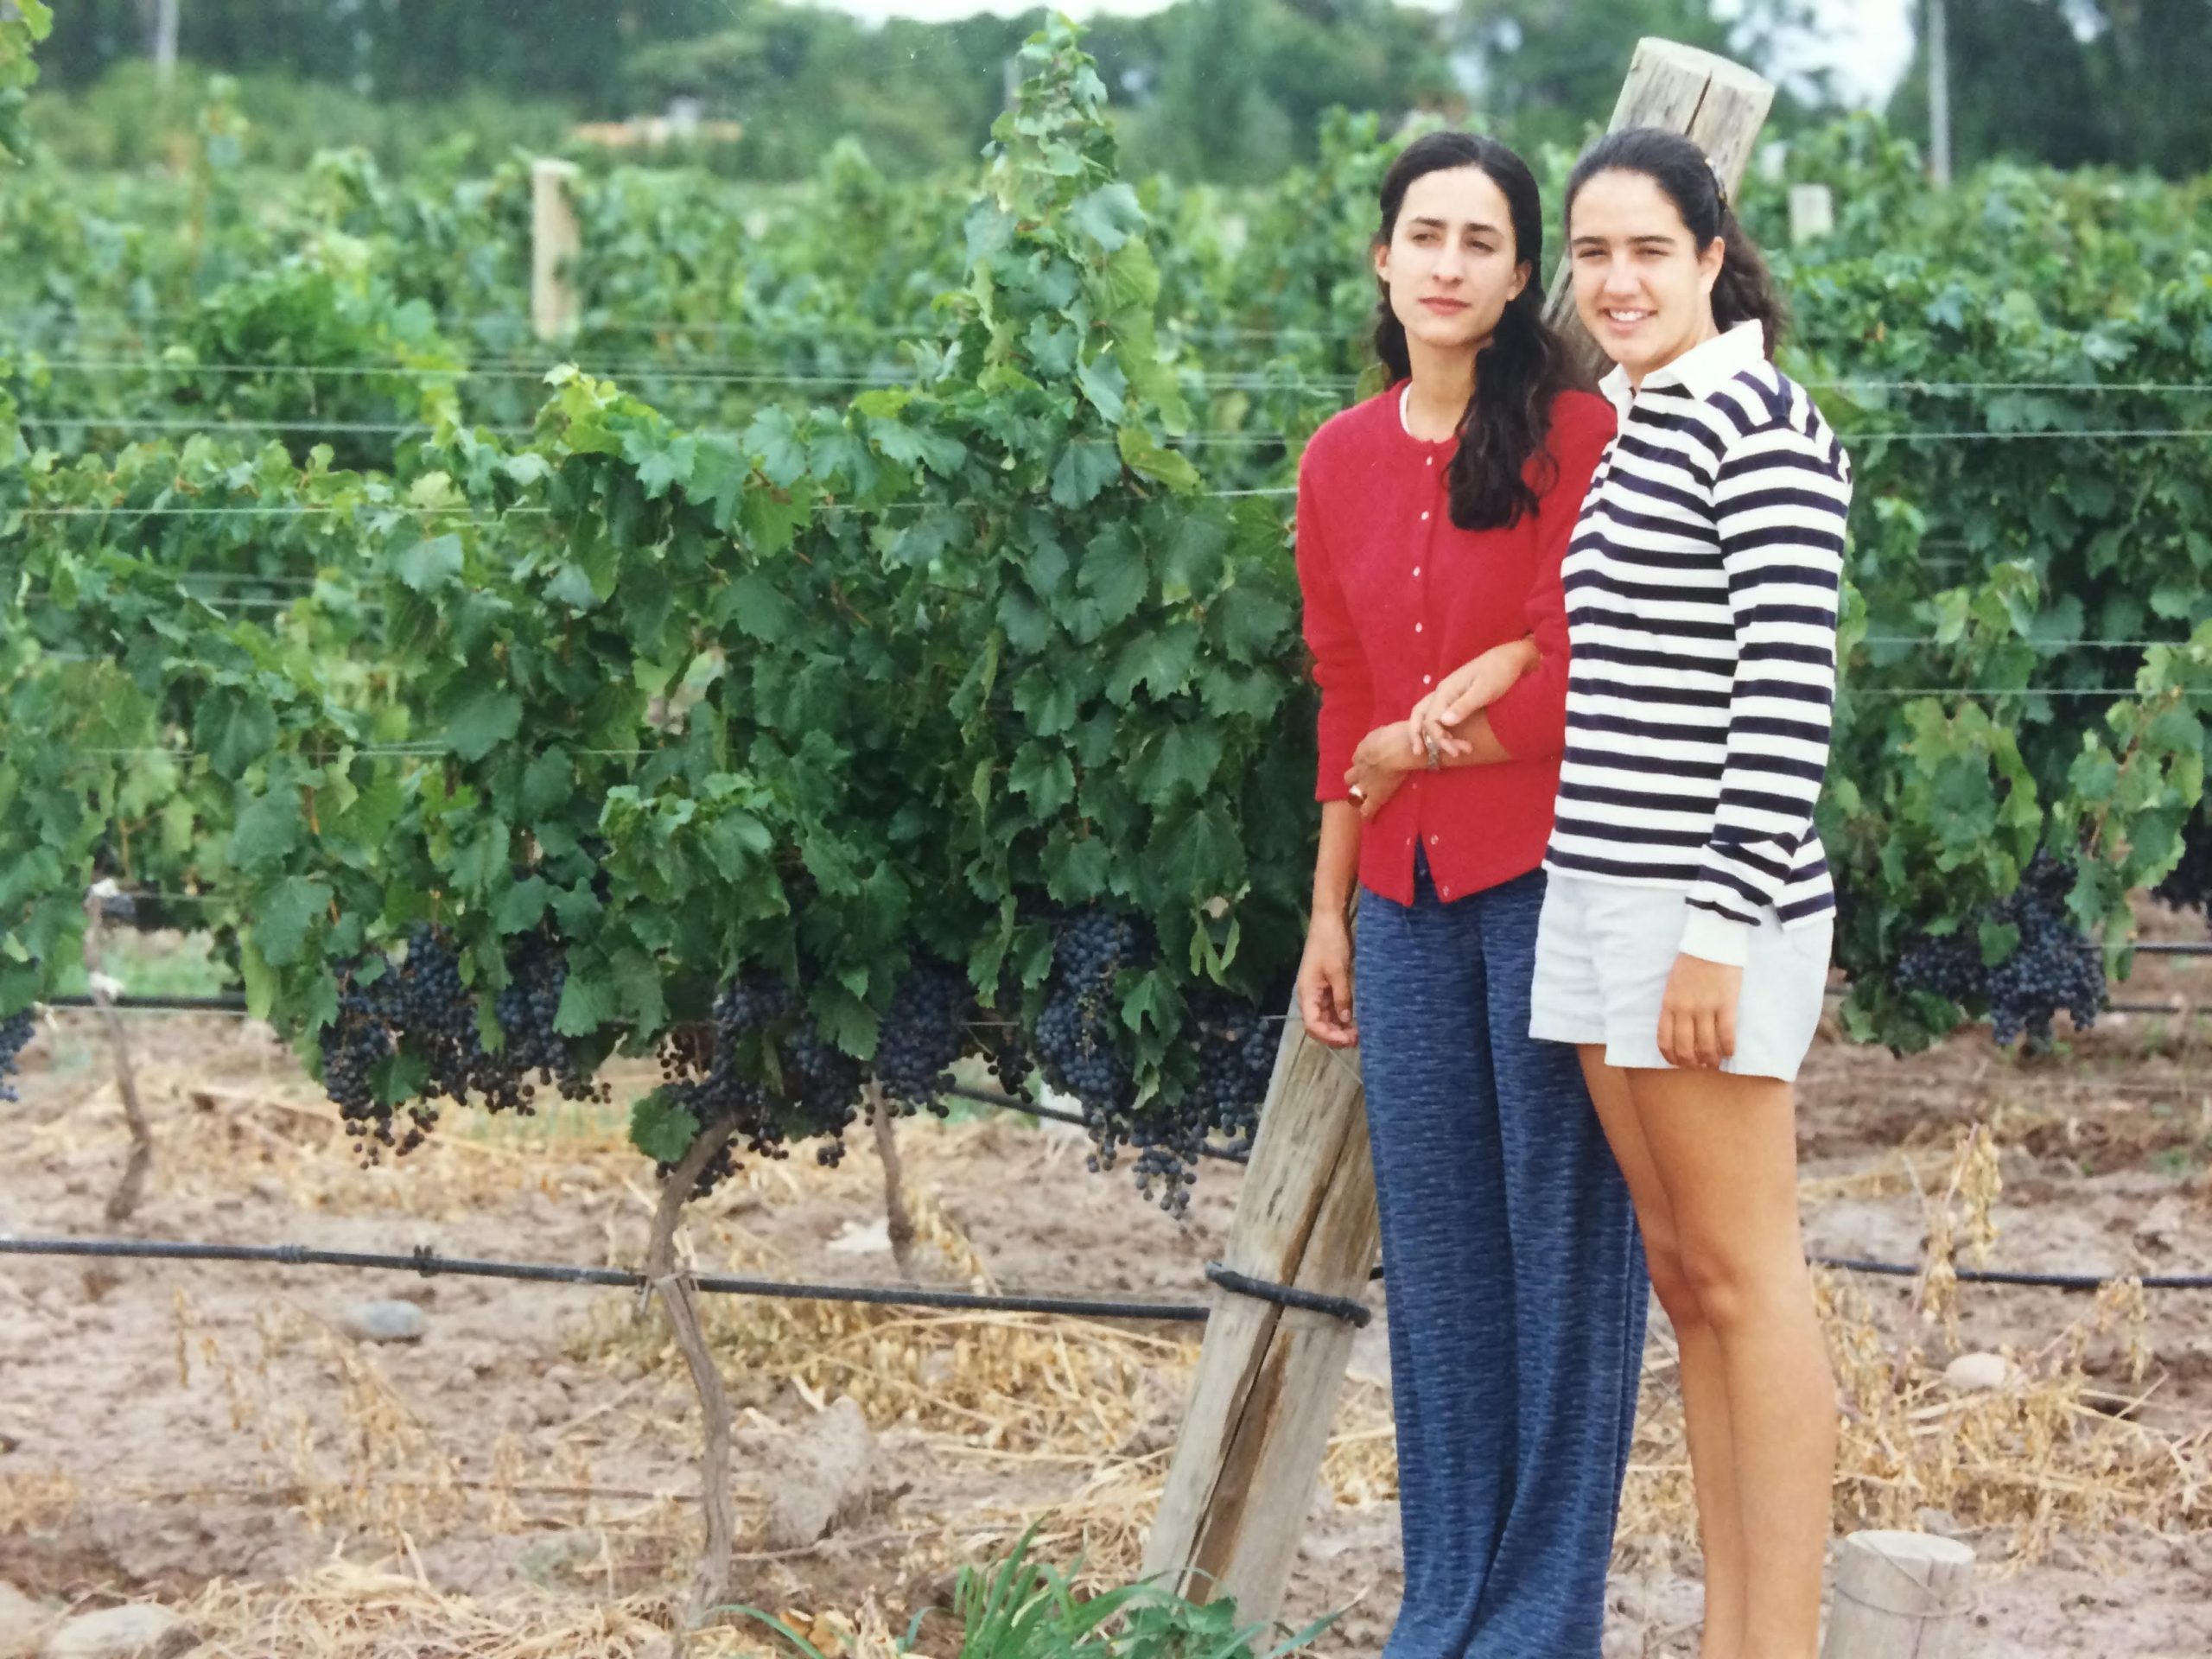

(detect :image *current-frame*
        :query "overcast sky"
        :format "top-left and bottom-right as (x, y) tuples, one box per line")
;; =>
(802, 0), (1919, 108)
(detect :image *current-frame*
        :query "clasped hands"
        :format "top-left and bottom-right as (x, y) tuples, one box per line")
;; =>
(1341, 638), (1530, 821)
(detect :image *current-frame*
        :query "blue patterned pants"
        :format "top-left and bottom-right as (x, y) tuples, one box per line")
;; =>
(1354, 859), (1649, 1658)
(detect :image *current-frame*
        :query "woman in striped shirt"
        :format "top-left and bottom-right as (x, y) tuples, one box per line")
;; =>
(1488, 128), (1851, 1659)
(1294, 132), (1648, 1656)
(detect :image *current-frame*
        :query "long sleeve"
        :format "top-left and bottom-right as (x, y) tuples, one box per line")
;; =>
(1679, 416), (1853, 966)
(1294, 453), (1374, 804)
(1486, 400), (1613, 760)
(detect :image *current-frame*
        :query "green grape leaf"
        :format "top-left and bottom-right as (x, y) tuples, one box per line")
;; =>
(630, 1090), (702, 1164)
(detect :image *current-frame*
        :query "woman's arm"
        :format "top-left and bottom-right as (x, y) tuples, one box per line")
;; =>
(1677, 416), (1853, 968)
(1484, 398), (1614, 760)
(1297, 799), (1364, 1047)
(1294, 456), (1373, 805)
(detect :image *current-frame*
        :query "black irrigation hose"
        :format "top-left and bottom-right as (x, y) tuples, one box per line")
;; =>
(0, 1236), (1214, 1324)
(1802, 1255), (2212, 1293)
(1365, 1255), (2212, 1294)
(46, 993), (251, 1011)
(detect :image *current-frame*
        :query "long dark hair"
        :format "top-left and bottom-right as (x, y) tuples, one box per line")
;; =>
(1371, 131), (1572, 532)
(1563, 127), (1789, 353)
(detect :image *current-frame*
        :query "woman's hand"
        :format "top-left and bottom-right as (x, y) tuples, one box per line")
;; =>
(1344, 721), (1420, 820)
(1297, 912), (1357, 1048)
(1657, 953), (1742, 1070)
(1408, 639), (1537, 758)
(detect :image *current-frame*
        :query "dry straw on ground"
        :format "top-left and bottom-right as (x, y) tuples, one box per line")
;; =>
(8, 1025), (2210, 1655)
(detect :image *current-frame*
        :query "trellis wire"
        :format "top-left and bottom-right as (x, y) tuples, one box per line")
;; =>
(21, 346), (2212, 397)
(22, 409), (2212, 445)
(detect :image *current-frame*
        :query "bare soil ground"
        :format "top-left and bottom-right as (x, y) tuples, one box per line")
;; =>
(1, 939), (2209, 1657)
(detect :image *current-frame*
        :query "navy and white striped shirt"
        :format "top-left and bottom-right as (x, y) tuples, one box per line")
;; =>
(1542, 321), (1853, 968)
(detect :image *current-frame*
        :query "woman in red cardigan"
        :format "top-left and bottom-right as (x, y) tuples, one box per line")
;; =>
(1292, 131), (1649, 1657)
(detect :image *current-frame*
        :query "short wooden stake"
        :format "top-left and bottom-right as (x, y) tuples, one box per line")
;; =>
(1543, 38), (1777, 382)
(1821, 1530), (1976, 1659)
(531, 158), (582, 345)
(1146, 36), (1777, 1632)
(1790, 181), (1837, 245)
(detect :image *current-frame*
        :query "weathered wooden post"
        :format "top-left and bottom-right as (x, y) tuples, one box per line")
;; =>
(531, 158), (582, 345)
(1790, 181), (1837, 246)
(1821, 1531), (1977, 1658)
(1142, 37), (1777, 1628)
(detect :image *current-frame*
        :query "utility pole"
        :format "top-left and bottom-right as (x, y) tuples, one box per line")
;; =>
(142, 0), (179, 88)
(1927, 0), (1953, 188)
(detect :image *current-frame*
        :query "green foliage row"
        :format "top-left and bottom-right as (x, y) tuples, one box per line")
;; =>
(7, 27), (2212, 1176)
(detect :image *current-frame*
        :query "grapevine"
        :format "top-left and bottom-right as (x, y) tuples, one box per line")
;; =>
(3, 17), (2210, 1188)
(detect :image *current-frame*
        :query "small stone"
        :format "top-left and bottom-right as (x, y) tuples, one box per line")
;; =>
(337, 1300), (428, 1344)
(2135, 1196), (2187, 1252)
(1916, 1506), (1966, 1537)
(39, 1605), (198, 1659)
(1943, 1351), (2014, 1392)
(0, 1582), (54, 1659)
(766, 1396), (877, 1548)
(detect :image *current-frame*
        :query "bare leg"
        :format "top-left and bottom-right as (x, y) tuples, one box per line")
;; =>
(1579, 1047), (1746, 1659)
(1627, 1065), (1835, 1659)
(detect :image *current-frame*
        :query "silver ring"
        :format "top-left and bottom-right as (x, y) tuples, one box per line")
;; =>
(1347, 783), (1365, 803)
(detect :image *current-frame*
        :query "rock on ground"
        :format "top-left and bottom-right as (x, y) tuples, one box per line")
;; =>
(38, 1605), (198, 1659)
(337, 1300), (428, 1344)
(766, 1395), (878, 1548)
(0, 1583), (54, 1659)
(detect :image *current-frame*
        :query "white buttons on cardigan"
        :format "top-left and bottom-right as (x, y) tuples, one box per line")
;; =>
(1421, 674), (1432, 685)
(1412, 566), (1421, 576)
(1420, 511), (1429, 521)
(1430, 836), (1440, 846)
(1414, 623), (1422, 632)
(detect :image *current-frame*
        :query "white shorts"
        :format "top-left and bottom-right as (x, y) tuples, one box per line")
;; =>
(1529, 872), (1833, 1082)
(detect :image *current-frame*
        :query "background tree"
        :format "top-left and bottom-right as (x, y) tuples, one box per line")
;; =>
(1453, 0), (1838, 151)
(1886, 0), (2212, 175)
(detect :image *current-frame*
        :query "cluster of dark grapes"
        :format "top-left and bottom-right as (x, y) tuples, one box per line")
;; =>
(651, 973), (867, 1194)
(1897, 852), (2105, 1048)
(874, 957), (974, 1114)
(317, 925), (600, 1156)
(1, 1007), (36, 1103)
(1033, 906), (1274, 1217)
(2152, 807), (2212, 914)
(1188, 994), (1276, 1152)
(1035, 906), (1142, 1111)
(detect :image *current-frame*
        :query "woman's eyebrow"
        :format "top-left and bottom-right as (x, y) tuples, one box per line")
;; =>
(1571, 232), (1679, 249)
(1408, 215), (1505, 238)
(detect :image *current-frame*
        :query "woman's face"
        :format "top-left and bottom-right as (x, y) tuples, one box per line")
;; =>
(1373, 165), (1527, 363)
(1567, 167), (1726, 385)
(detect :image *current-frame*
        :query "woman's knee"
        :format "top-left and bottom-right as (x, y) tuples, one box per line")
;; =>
(1674, 1229), (1800, 1335)
(1636, 1225), (1708, 1332)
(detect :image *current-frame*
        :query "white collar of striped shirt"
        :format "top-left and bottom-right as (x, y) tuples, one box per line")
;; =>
(1598, 319), (1768, 417)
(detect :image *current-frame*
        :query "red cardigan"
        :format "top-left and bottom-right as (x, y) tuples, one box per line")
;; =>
(1295, 385), (1616, 906)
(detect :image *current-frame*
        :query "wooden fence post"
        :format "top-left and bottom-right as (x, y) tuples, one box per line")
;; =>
(531, 158), (582, 345)
(1139, 1002), (1374, 1622)
(1790, 181), (1837, 246)
(1543, 38), (1777, 383)
(1142, 37), (1777, 1630)
(1821, 1531), (1976, 1658)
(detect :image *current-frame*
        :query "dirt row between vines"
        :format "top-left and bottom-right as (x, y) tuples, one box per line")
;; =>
(2, 976), (2209, 1657)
